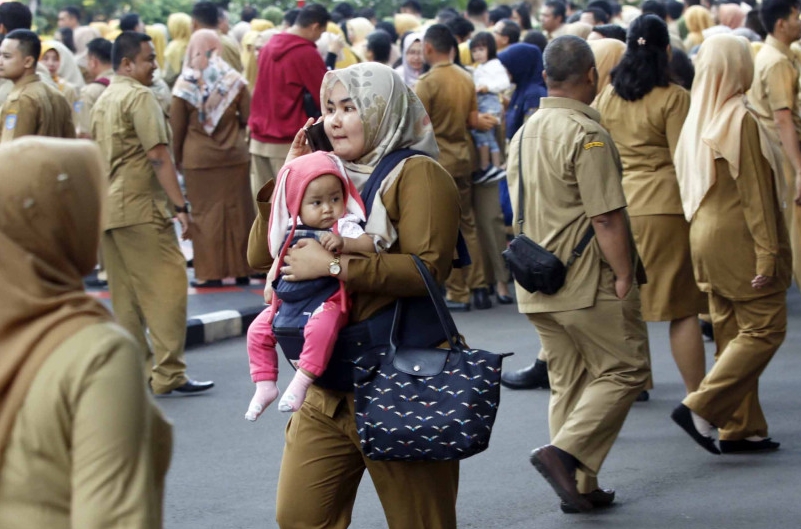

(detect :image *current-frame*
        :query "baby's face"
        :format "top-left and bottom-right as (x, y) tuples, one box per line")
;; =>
(300, 174), (346, 230)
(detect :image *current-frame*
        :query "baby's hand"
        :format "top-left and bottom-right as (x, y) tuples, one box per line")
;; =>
(245, 381), (279, 422)
(320, 232), (344, 253)
(477, 85), (489, 94)
(263, 282), (273, 304)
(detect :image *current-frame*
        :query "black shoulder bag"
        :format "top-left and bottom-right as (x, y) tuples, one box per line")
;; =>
(502, 122), (595, 295)
(353, 256), (513, 461)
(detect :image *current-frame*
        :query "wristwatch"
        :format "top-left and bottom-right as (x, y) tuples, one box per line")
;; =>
(328, 256), (342, 276)
(174, 200), (191, 214)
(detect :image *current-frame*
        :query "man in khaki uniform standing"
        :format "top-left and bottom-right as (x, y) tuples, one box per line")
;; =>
(507, 36), (650, 513)
(191, 1), (243, 72)
(0, 30), (74, 142)
(75, 37), (113, 139)
(91, 31), (213, 395)
(415, 24), (496, 311)
(748, 0), (801, 286)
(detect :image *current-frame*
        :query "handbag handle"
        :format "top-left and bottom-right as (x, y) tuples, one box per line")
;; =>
(388, 255), (462, 355)
(514, 121), (595, 267)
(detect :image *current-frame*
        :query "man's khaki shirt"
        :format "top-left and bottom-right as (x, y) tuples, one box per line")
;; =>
(415, 62), (478, 179)
(91, 75), (171, 230)
(0, 74), (75, 143)
(748, 35), (801, 144)
(507, 97), (632, 313)
(75, 69), (113, 137)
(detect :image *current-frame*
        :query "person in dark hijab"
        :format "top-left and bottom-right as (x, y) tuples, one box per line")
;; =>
(497, 42), (547, 139)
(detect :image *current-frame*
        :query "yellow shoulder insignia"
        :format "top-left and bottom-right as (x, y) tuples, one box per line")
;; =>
(583, 141), (605, 150)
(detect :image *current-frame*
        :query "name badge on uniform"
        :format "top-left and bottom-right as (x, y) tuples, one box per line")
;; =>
(4, 114), (17, 131)
(74, 101), (83, 113)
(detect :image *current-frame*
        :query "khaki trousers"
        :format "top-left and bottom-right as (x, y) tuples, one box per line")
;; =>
(276, 385), (459, 529)
(445, 175), (487, 303)
(472, 181), (509, 286)
(102, 220), (188, 393)
(250, 142), (291, 207)
(527, 268), (650, 493)
(683, 290), (786, 441)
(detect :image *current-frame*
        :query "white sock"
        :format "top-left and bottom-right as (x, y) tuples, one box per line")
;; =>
(691, 411), (715, 438)
(745, 435), (766, 442)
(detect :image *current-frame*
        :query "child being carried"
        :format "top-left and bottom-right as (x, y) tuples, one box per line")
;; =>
(245, 151), (379, 418)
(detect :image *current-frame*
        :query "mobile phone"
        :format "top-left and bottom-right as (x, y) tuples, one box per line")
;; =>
(304, 122), (334, 152)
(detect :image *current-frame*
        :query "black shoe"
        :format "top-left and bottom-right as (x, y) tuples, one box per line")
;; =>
(670, 404), (720, 455)
(636, 390), (650, 402)
(700, 319), (714, 341)
(472, 287), (492, 310)
(501, 359), (550, 389)
(235, 276), (251, 286)
(445, 299), (471, 312)
(190, 279), (223, 288)
(720, 438), (780, 454)
(560, 488), (616, 514)
(250, 273), (267, 280)
(84, 277), (108, 288)
(163, 379), (215, 395)
(186, 259), (194, 268)
(497, 293), (514, 305)
(530, 445), (593, 513)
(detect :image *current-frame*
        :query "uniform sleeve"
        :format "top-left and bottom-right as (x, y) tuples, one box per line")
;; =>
(665, 86), (690, 159)
(736, 114), (782, 276)
(58, 96), (76, 139)
(763, 60), (798, 112)
(6, 96), (39, 139)
(169, 96), (188, 167)
(71, 333), (166, 529)
(237, 87), (251, 127)
(574, 130), (628, 217)
(131, 91), (169, 153)
(346, 158), (461, 296)
(414, 78), (433, 116)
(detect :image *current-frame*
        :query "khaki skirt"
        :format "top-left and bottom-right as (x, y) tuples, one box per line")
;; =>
(630, 214), (707, 321)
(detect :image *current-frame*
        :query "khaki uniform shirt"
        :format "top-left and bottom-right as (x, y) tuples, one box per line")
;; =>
(221, 33), (244, 73)
(415, 62), (478, 179)
(507, 97), (633, 313)
(748, 35), (801, 145)
(595, 83), (689, 216)
(75, 69), (114, 137)
(691, 114), (792, 300)
(91, 75), (172, 230)
(0, 74), (75, 143)
(0, 323), (172, 529)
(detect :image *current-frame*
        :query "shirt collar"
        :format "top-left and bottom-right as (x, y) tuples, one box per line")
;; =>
(766, 35), (794, 61)
(14, 74), (40, 89)
(540, 96), (601, 123)
(111, 74), (146, 88)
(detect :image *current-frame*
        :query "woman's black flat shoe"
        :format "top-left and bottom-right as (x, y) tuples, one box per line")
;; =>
(190, 279), (223, 288)
(497, 294), (514, 305)
(720, 438), (780, 454)
(235, 276), (251, 286)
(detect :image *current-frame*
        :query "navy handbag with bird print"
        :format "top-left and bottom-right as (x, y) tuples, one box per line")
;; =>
(352, 256), (513, 461)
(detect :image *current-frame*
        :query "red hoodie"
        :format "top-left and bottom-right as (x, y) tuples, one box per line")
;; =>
(248, 33), (327, 144)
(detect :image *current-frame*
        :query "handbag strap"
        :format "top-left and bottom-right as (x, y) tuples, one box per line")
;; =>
(389, 256), (462, 354)
(514, 121), (595, 269)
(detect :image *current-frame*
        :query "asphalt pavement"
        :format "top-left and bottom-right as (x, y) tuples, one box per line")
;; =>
(156, 287), (801, 529)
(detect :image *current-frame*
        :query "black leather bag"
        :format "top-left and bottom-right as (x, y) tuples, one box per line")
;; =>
(352, 256), (513, 461)
(503, 122), (594, 294)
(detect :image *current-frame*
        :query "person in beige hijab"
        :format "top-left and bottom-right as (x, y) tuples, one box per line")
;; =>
(563, 21), (594, 39)
(164, 13), (192, 87)
(0, 137), (172, 528)
(588, 38), (626, 103)
(684, 5), (714, 49)
(672, 34), (790, 455)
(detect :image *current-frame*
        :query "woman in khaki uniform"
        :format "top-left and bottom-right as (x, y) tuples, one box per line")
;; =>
(673, 35), (790, 454)
(595, 15), (707, 395)
(171, 29), (254, 287)
(0, 137), (171, 528)
(253, 63), (461, 528)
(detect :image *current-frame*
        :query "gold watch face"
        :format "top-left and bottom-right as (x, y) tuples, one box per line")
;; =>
(329, 262), (342, 275)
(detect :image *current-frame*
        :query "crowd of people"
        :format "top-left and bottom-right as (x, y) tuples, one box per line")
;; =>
(0, 0), (797, 526)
